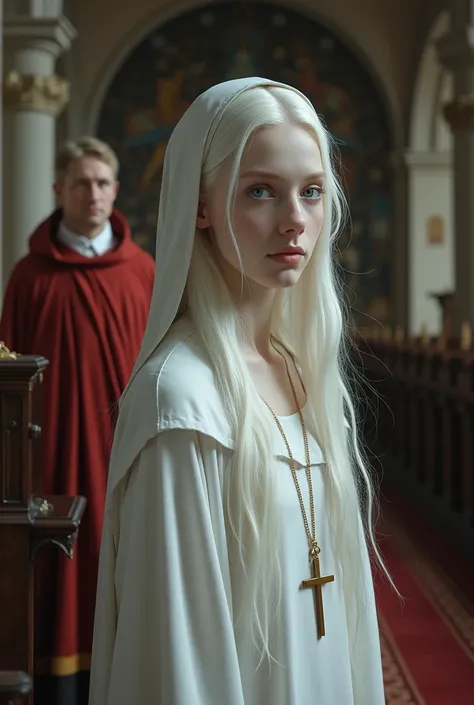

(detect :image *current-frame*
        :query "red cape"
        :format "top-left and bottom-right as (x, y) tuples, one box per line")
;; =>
(0, 209), (154, 686)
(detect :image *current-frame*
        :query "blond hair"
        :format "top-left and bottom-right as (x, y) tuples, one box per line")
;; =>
(55, 136), (119, 181)
(185, 84), (392, 672)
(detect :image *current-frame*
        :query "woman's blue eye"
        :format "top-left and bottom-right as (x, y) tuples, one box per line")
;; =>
(302, 187), (322, 199)
(249, 186), (271, 199)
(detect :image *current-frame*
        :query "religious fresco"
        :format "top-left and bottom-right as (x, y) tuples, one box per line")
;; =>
(97, 1), (393, 324)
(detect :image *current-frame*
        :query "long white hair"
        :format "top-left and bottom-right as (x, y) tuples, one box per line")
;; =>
(184, 85), (387, 671)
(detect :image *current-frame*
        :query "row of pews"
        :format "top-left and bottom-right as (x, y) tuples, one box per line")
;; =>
(354, 323), (474, 554)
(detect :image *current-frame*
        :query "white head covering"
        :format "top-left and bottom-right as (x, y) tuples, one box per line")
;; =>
(103, 77), (315, 525)
(124, 76), (314, 396)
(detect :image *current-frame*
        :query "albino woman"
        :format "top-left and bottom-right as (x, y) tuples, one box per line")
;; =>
(89, 77), (386, 705)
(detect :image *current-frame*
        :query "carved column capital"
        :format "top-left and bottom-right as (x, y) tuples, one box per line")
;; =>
(443, 94), (474, 131)
(3, 70), (70, 117)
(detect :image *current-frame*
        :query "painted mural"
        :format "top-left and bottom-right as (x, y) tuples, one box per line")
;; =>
(97, 1), (393, 324)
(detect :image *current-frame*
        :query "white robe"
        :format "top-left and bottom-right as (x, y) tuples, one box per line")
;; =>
(89, 319), (385, 705)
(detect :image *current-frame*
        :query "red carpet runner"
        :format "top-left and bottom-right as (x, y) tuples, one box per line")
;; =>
(376, 503), (474, 704)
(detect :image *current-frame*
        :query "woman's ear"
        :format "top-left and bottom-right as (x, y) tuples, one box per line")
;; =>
(196, 200), (211, 229)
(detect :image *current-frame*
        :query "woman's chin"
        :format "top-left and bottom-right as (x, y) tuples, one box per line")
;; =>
(273, 269), (302, 289)
(249, 270), (302, 291)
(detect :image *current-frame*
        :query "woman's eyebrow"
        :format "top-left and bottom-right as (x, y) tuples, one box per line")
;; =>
(239, 169), (326, 180)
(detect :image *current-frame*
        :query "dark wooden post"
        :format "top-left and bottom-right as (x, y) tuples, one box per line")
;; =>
(0, 343), (86, 704)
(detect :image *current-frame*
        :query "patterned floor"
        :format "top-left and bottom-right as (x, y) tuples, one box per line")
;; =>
(378, 506), (474, 705)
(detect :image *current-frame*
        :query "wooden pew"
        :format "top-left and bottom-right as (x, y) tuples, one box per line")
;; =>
(0, 343), (86, 705)
(354, 327), (474, 554)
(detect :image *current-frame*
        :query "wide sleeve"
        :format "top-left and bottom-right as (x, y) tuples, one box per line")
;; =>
(89, 428), (245, 705)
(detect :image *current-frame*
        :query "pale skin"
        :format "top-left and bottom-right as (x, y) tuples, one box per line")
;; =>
(53, 155), (119, 239)
(197, 122), (326, 416)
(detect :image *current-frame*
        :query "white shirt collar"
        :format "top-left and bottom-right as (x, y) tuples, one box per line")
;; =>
(57, 220), (116, 258)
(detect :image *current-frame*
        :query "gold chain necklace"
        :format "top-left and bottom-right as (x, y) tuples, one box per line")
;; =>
(261, 338), (334, 639)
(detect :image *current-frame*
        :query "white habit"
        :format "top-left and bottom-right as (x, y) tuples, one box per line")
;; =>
(89, 319), (385, 705)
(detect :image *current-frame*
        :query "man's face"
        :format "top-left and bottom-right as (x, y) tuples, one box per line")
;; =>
(54, 156), (119, 237)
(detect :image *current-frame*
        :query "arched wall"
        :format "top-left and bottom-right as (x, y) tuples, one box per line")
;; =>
(70, 0), (413, 325)
(92, 1), (396, 324)
(77, 0), (403, 147)
(407, 11), (454, 335)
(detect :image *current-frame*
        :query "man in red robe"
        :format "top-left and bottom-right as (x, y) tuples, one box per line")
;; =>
(0, 137), (155, 705)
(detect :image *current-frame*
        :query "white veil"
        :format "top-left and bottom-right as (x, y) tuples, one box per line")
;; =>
(104, 77), (315, 509)
(124, 76), (314, 395)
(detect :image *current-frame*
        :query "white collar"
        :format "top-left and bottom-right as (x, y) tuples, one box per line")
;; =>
(57, 220), (115, 257)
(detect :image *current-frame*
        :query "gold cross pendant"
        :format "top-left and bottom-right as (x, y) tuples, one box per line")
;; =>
(300, 549), (334, 638)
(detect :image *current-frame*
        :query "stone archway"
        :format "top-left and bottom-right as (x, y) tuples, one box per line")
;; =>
(407, 11), (454, 335)
(410, 12), (452, 154)
(96, 1), (394, 325)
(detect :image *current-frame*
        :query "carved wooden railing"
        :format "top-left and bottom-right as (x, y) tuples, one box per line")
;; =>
(354, 324), (474, 549)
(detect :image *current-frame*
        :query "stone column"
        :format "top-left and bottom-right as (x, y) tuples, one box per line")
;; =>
(437, 0), (474, 332)
(2, 1), (76, 287)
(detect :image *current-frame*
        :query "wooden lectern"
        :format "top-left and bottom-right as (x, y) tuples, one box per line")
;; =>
(0, 343), (86, 704)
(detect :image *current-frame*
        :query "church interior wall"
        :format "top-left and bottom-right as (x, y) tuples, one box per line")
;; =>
(78, 1), (399, 327)
(70, 0), (408, 142)
(2, 0), (454, 335)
